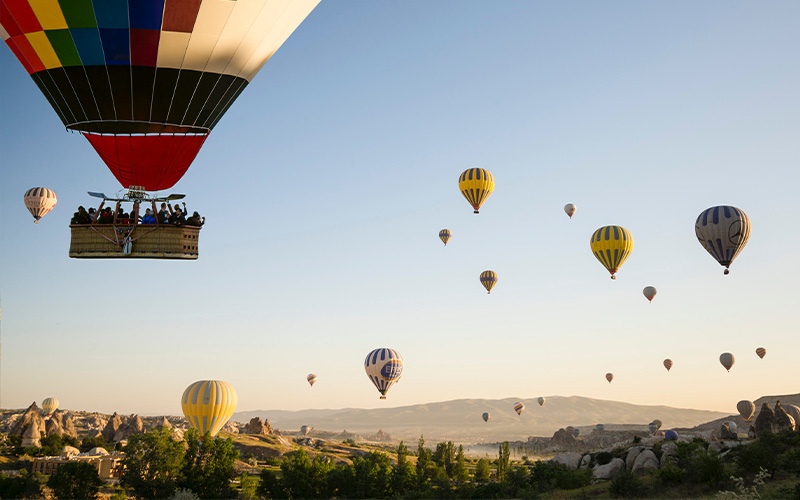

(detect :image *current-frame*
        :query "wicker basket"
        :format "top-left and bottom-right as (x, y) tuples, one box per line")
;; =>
(69, 224), (200, 259)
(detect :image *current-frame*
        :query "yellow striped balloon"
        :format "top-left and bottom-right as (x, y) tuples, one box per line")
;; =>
(480, 270), (498, 294)
(458, 168), (495, 214)
(181, 380), (237, 437)
(590, 226), (634, 279)
(42, 397), (59, 416)
(439, 229), (452, 246)
(24, 187), (57, 223)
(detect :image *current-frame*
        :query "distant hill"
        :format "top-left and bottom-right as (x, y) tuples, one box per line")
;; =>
(233, 396), (727, 443)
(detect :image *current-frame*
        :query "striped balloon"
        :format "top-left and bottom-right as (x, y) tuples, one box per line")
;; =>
(719, 352), (735, 372)
(480, 270), (498, 294)
(737, 400), (755, 422)
(606, 373), (614, 383)
(513, 402), (525, 415)
(695, 206), (751, 275)
(653, 419), (662, 429)
(663, 359), (673, 372)
(42, 397), (59, 416)
(590, 226), (634, 279)
(181, 380), (237, 437)
(439, 229), (452, 246)
(307, 373), (317, 387)
(785, 405), (800, 426)
(458, 168), (495, 214)
(364, 348), (403, 399)
(755, 347), (766, 359)
(24, 187), (57, 222)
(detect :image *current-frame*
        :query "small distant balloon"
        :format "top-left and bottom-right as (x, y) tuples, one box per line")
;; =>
(458, 168), (495, 214)
(24, 187), (57, 223)
(643, 286), (657, 302)
(663, 359), (673, 372)
(537, 397), (545, 407)
(301, 425), (310, 436)
(664, 430), (679, 441)
(307, 374), (317, 387)
(719, 353), (735, 372)
(653, 419), (663, 430)
(737, 400), (755, 422)
(514, 402), (525, 416)
(439, 229), (452, 246)
(755, 347), (766, 359)
(595, 423), (605, 432)
(42, 398), (59, 417)
(648, 422), (658, 434)
(606, 373), (614, 383)
(482, 412), (490, 423)
(480, 270), (498, 294)
(564, 203), (577, 219)
(572, 428), (580, 438)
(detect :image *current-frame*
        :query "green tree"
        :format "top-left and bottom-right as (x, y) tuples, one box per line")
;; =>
(453, 445), (469, 483)
(47, 461), (104, 499)
(392, 441), (416, 495)
(496, 441), (510, 482)
(474, 458), (491, 483)
(351, 451), (393, 499)
(179, 429), (239, 499)
(121, 428), (185, 499)
(432, 441), (455, 477)
(416, 435), (432, 485)
(39, 434), (64, 456)
(0, 470), (43, 499)
(80, 435), (109, 453)
(238, 473), (258, 500)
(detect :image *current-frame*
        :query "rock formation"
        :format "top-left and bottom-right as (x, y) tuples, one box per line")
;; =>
(221, 421), (240, 434)
(774, 402), (796, 432)
(114, 414), (144, 441)
(719, 422), (738, 441)
(371, 429), (392, 442)
(550, 452), (582, 470)
(244, 417), (272, 435)
(101, 412), (123, 442)
(154, 416), (172, 431)
(21, 419), (41, 448)
(550, 428), (577, 447)
(62, 414), (78, 439)
(45, 415), (63, 437)
(753, 403), (775, 437)
(593, 458), (625, 479)
(10, 402), (46, 437)
(631, 450), (659, 474)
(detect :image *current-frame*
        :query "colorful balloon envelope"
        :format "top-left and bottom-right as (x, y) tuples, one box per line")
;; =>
(42, 397), (59, 416)
(785, 405), (800, 426)
(719, 352), (735, 372)
(513, 402), (525, 415)
(605, 373), (614, 383)
(482, 412), (490, 423)
(480, 270), (498, 294)
(181, 380), (237, 437)
(364, 348), (403, 399)
(1, 1), (320, 191)
(458, 168), (495, 214)
(755, 347), (766, 359)
(664, 430), (678, 441)
(564, 203), (577, 219)
(590, 226), (634, 279)
(307, 374), (317, 387)
(24, 188), (57, 223)
(643, 286), (657, 302)
(439, 229), (452, 246)
(695, 206), (751, 275)
(663, 359), (673, 372)
(737, 400), (755, 422)
(537, 397), (545, 407)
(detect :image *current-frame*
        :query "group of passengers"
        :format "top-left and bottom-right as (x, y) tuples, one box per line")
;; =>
(71, 202), (205, 227)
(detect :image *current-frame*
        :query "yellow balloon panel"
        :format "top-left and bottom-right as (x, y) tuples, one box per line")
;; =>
(181, 380), (237, 437)
(458, 168), (495, 213)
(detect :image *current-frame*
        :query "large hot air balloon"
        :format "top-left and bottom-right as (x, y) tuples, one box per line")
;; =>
(695, 206), (751, 275)
(42, 397), (59, 417)
(482, 412), (490, 423)
(307, 374), (317, 387)
(664, 430), (678, 441)
(663, 359), (673, 372)
(364, 348), (403, 399)
(785, 405), (800, 426)
(439, 229), (452, 246)
(1, 1), (320, 191)
(737, 400), (755, 422)
(513, 402), (525, 416)
(537, 397), (545, 407)
(756, 347), (766, 359)
(724, 421), (738, 434)
(643, 286), (657, 302)
(720, 353), (735, 372)
(480, 270), (498, 294)
(181, 380), (237, 437)
(590, 226), (634, 279)
(605, 373), (614, 383)
(24, 188), (57, 223)
(564, 203), (576, 219)
(300, 425), (310, 436)
(458, 168), (494, 214)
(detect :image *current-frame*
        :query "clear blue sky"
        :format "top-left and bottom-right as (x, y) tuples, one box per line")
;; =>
(1, 1), (798, 417)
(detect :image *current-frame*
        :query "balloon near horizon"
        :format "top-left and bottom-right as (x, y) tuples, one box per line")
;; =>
(364, 348), (403, 399)
(181, 380), (237, 437)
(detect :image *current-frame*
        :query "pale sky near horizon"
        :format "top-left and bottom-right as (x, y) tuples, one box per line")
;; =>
(1, 1), (798, 419)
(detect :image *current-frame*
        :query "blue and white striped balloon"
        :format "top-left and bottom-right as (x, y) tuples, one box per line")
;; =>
(695, 205), (751, 275)
(364, 348), (403, 399)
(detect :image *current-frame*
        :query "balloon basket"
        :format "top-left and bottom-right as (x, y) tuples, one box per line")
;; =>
(380, 396), (386, 400)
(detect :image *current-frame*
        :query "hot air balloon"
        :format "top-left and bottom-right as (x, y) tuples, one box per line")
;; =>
(737, 400), (755, 422)
(653, 419), (663, 430)
(590, 226), (634, 279)
(480, 270), (498, 294)
(648, 422), (658, 434)
(643, 286), (657, 302)
(514, 402), (525, 416)
(564, 203), (577, 219)
(663, 359), (673, 372)
(537, 397), (545, 407)
(307, 374), (317, 387)
(724, 421), (738, 434)
(24, 188), (57, 223)
(605, 373), (614, 383)
(1, 1), (320, 192)
(695, 206), (751, 275)
(785, 405), (800, 426)
(42, 397), (59, 417)
(664, 430), (678, 441)
(301, 425), (310, 436)
(720, 353), (735, 372)
(439, 229), (452, 246)
(364, 348), (403, 399)
(181, 380), (237, 437)
(572, 428), (580, 438)
(458, 168), (494, 214)
(565, 426), (575, 435)
(482, 412), (490, 423)
(595, 424), (605, 432)
(756, 347), (766, 359)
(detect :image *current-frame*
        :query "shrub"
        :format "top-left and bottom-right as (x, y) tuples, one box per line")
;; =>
(609, 469), (648, 498)
(48, 461), (105, 499)
(657, 463), (686, 484)
(595, 451), (613, 465)
(528, 461), (591, 492)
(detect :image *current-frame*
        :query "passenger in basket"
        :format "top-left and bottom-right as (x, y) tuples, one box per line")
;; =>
(185, 211), (205, 227)
(170, 203), (187, 225)
(141, 209), (157, 224)
(158, 203), (169, 224)
(97, 207), (114, 224)
(71, 206), (91, 224)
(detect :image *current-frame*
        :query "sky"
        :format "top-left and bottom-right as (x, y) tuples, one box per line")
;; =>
(1, 1), (798, 418)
